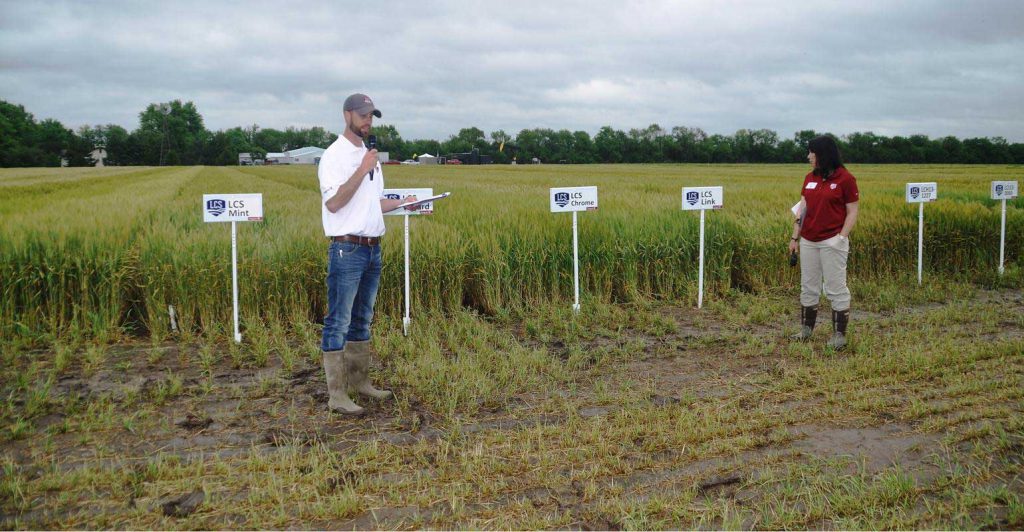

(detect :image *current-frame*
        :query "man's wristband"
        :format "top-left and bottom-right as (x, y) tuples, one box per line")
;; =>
(791, 237), (799, 242)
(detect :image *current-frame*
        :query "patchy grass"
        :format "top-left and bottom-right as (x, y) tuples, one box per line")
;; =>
(2, 285), (1022, 528)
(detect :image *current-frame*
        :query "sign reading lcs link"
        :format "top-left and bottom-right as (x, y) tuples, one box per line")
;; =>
(203, 194), (264, 222)
(682, 186), (723, 210)
(550, 186), (598, 213)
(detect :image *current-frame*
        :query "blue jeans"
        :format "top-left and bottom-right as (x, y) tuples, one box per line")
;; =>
(321, 240), (382, 352)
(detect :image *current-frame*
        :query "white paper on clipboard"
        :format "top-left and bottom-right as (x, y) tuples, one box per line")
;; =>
(386, 192), (451, 213)
(790, 199), (805, 219)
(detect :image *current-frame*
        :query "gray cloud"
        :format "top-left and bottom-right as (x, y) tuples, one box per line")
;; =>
(1, 0), (1022, 141)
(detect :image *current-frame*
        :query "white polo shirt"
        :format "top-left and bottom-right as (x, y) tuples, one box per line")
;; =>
(318, 136), (385, 237)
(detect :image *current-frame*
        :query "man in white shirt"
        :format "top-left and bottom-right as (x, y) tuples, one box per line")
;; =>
(318, 93), (416, 415)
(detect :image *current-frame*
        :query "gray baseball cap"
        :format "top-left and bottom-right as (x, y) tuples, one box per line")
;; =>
(343, 93), (382, 118)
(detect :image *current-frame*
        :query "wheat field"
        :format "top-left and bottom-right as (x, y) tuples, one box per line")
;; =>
(1, 164), (1020, 347)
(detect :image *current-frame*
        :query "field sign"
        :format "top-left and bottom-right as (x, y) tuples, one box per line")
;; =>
(905, 183), (938, 284)
(991, 181), (1019, 200)
(682, 186), (724, 308)
(202, 193), (264, 343)
(383, 188), (434, 335)
(905, 182), (938, 203)
(550, 186), (598, 213)
(203, 194), (263, 222)
(550, 186), (598, 313)
(992, 181), (1019, 275)
(682, 186), (724, 210)
(383, 188), (436, 216)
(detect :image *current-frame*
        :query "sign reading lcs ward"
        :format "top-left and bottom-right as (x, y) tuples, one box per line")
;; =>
(203, 194), (264, 222)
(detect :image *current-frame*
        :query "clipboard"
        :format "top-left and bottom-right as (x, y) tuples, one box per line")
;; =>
(386, 192), (451, 212)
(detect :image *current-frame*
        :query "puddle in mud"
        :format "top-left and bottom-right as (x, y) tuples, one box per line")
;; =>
(790, 422), (940, 474)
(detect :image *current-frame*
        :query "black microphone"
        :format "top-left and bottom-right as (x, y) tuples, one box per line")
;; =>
(367, 134), (377, 180)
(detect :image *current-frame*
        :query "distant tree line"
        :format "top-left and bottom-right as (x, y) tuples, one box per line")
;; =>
(0, 99), (336, 167)
(3, 98), (1023, 167)
(399, 125), (1024, 165)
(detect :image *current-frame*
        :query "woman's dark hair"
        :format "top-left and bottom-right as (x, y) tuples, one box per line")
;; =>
(808, 135), (844, 178)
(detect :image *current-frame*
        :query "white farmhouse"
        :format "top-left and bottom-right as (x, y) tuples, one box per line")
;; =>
(90, 148), (107, 167)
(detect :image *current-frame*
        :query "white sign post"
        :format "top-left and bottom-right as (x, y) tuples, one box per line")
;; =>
(550, 186), (598, 313)
(905, 183), (938, 285)
(682, 186), (724, 308)
(202, 193), (264, 343)
(992, 181), (1019, 275)
(384, 188), (436, 336)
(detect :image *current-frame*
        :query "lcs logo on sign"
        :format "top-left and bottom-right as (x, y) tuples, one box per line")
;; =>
(206, 199), (226, 216)
(550, 186), (598, 212)
(996, 184), (1004, 196)
(384, 193), (401, 200)
(686, 191), (699, 206)
(910, 186), (920, 199)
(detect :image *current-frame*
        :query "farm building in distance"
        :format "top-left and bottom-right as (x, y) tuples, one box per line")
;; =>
(264, 146), (326, 165)
(237, 153), (265, 165)
(242, 147), (388, 166)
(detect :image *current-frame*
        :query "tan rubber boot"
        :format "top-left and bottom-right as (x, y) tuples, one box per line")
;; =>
(344, 340), (393, 400)
(322, 349), (364, 415)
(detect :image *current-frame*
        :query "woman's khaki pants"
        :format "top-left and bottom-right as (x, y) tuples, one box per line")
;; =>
(800, 235), (851, 311)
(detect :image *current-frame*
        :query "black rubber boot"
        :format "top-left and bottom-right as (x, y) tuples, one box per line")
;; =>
(791, 305), (818, 340)
(827, 309), (850, 350)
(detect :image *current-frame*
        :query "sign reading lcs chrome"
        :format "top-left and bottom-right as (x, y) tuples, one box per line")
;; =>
(991, 181), (1019, 200)
(681, 186), (723, 210)
(905, 183), (937, 203)
(550, 186), (598, 212)
(203, 194), (264, 222)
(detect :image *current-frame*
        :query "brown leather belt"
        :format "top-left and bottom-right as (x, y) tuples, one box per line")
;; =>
(332, 235), (380, 246)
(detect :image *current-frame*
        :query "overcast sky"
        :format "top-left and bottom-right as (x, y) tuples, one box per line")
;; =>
(2, 0), (1022, 141)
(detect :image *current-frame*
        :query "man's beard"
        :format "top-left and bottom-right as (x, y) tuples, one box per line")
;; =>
(349, 122), (365, 138)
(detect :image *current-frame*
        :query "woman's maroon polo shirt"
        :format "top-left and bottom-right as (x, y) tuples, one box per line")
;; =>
(799, 166), (859, 242)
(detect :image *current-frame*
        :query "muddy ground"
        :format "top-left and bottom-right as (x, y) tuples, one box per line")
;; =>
(2, 289), (1023, 528)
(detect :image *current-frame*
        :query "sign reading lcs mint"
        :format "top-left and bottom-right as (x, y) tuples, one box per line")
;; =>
(905, 183), (938, 203)
(550, 186), (598, 212)
(203, 194), (264, 222)
(682, 186), (724, 210)
(991, 181), (1019, 200)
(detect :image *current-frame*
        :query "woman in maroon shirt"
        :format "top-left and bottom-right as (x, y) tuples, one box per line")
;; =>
(788, 135), (859, 350)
